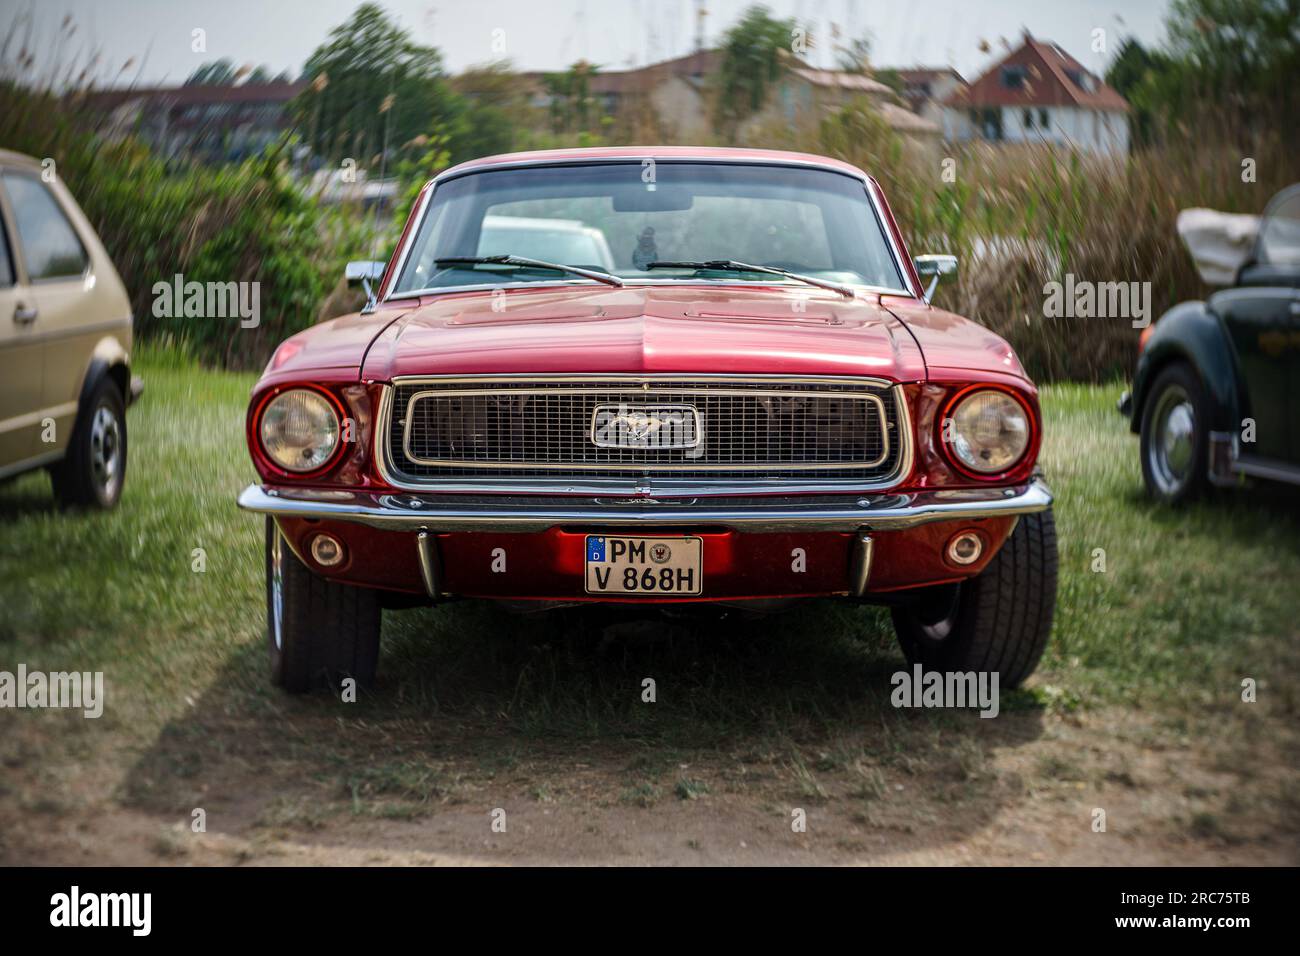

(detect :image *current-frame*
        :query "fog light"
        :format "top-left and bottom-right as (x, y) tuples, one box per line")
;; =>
(310, 533), (344, 567)
(946, 531), (983, 566)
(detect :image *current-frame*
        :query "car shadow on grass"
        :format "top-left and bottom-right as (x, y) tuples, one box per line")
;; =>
(0, 477), (60, 521)
(1101, 473), (1300, 552)
(117, 598), (1048, 862)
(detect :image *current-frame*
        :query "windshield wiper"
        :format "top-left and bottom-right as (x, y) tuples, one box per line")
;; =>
(434, 255), (624, 287)
(645, 260), (854, 298)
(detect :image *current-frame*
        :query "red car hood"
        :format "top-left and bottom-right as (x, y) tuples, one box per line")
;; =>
(361, 285), (929, 381)
(880, 295), (1028, 381)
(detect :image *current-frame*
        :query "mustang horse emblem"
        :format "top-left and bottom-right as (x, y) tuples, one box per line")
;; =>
(617, 412), (661, 441)
(590, 404), (701, 449)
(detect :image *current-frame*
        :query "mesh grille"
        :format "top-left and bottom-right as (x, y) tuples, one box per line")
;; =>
(385, 378), (902, 481)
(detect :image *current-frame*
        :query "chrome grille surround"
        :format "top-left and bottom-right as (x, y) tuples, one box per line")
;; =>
(377, 375), (912, 494)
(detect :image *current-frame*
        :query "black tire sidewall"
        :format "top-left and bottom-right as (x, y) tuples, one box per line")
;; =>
(892, 506), (1058, 688)
(54, 376), (127, 509)
(1139, 362), (1208, 505)
(263, 516), (380, 693)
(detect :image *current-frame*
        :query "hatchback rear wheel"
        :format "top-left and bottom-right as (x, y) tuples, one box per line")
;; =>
(50, 376), (127, 509)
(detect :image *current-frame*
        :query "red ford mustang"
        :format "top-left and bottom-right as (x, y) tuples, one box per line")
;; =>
(238, 147), (1057, 692)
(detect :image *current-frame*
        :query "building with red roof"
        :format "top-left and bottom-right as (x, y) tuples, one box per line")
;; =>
(942, 33), (1129, 154)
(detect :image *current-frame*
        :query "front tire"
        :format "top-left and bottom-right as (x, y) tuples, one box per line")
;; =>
(1139, 362), (1207, 505)
(265, 517), (381, 693)
(891, 507), (1058, 689)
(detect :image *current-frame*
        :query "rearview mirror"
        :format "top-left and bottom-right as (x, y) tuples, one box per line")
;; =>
(345, 260), (386, 287)
(346, 260), (386, 311)
(914, 254), (957, 303)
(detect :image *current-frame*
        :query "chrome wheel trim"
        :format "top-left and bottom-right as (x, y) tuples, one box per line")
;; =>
(1148, 384), (1195, 496)
(90, 404), (123, 501)
(270, 530), (284, 651)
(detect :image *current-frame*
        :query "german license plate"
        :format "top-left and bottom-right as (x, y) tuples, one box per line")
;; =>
(584, 535), (703, 595)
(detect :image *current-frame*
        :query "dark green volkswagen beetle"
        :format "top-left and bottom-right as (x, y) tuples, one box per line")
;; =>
(1121, 184), (1300, 504)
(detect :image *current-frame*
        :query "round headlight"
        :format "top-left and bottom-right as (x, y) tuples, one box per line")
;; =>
(947, 389), (1030, 474)
(259, 388), (341, 473)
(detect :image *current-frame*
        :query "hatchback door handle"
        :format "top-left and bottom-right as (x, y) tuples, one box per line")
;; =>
(13, 303), (38, 324)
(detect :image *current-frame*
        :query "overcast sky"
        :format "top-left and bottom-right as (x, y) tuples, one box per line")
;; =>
(6, 0), (1171, 89)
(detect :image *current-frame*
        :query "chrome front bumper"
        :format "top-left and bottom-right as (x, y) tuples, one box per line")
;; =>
(237, 478), (1053, 533)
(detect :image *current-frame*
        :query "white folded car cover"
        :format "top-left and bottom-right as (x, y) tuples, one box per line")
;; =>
(1176, 208), (1259, 285)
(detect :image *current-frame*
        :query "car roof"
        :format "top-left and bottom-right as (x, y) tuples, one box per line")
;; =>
(0, 149), (42, 170)
(438, 146), (872, 182)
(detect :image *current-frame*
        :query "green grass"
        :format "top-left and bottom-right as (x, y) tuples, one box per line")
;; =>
(1039, 382), (1300, 707)
(1, 347), (1298, 794)
(0, 348), (263, 719)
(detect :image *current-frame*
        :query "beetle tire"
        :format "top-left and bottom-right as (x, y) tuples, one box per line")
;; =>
(1139, 362), (1209, 505)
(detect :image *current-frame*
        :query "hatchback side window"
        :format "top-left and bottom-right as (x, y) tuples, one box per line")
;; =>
(2, 172), (89, 280)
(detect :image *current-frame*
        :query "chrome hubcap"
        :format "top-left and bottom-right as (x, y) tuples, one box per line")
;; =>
(271, 531), (284, 651)
(90, 404), (122, 500)
(1148, 385), (1195, 496)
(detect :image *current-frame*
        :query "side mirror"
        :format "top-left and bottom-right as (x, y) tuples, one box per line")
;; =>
(346, 260), (386, 310)
(914, 254), (957, 303)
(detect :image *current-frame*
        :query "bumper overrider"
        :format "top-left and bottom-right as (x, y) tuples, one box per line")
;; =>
(238, 479), (1052, 602)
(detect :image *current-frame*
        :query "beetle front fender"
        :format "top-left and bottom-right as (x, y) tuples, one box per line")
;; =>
(1130, 300), (1239, 435)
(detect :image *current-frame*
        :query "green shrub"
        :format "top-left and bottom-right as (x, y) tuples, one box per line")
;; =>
(0, 81), (377, 369)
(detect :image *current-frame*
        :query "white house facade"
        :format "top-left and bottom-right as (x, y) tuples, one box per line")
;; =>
(942, 34), (1130, 156)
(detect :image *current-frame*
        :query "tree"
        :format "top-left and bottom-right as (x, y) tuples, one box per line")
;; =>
(836, 35), (872, 74)
(185, 60), (282, 86)
(542, 60), (599, 135)
(873, 68), (904, 96)
(713, 5), (796, 137)
(818, 97), (904, 191)
(1104, 37), (1172, 146)
(1165, 0), (1299, 123)
(1108, 0), (1300, 146)
(292, 3), (457, 164)
(185, 59), (238, 86)
(448, 61), (536, 157)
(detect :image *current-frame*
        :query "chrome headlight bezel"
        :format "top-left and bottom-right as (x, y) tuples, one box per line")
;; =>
(944, 388), (1032, 476)
(257, 387), (343, 475)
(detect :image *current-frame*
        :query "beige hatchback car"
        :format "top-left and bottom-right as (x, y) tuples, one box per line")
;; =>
(0, 149), (137, 508)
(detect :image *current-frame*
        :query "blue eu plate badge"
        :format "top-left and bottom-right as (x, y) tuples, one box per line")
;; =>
(588, 537), (606, 562)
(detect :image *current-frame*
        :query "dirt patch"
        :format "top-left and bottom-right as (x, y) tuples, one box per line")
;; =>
(4, 694), (1295, 865)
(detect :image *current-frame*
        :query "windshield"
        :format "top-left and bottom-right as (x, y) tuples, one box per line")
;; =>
(392, 162), (906, 294)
